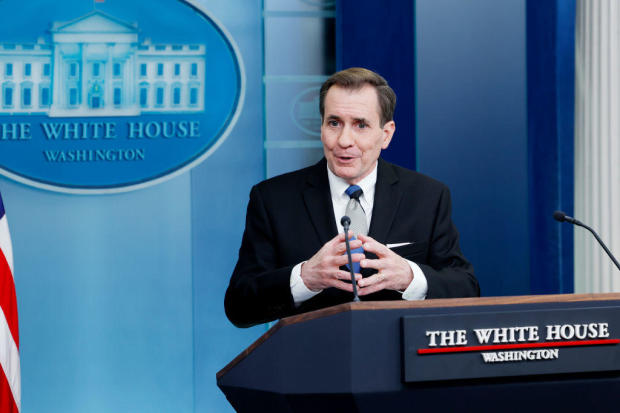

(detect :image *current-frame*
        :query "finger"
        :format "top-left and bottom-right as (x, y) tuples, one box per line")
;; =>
(328, 233), (347, 246)
(357, 272), (386, 288)
(356, 233), (376, 244)
(359, 257), (387, 270)
(329, 279), (355, 292)
(359, 239), (392, 258)
(357, 233), (388, 251)
(334, 239), (363, 254)
(332, 253), (365, 267)
(334, 270), (362, 282)
(357, 283), (385, 296)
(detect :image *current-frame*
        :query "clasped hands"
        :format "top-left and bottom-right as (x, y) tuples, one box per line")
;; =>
(300, 233), (413, 295)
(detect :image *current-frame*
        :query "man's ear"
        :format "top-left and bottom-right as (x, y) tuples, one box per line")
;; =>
(381, 120), (396, 149)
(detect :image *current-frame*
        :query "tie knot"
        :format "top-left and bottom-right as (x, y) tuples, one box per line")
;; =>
(345, 185), (363, 200)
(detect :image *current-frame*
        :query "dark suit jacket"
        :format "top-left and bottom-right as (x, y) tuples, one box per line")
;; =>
(225, 158), (479, 327)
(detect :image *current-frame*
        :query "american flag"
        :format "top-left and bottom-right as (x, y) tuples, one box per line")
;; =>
(0, 194), (20, 412)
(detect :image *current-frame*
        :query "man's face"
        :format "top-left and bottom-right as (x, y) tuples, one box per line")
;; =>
(321, 85), (395, 185)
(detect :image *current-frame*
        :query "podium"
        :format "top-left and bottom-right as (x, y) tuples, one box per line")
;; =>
(217, 293), (620, 412)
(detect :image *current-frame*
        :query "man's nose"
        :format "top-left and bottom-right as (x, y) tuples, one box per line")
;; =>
(337, 125), (354, 147)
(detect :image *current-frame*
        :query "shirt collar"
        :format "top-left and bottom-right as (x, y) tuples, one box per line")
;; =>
(326, 162), (378, 203)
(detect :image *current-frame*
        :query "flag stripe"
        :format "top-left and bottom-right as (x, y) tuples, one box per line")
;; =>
(0, 311), (19, 411)
(0, 364), (18, 413)
(0, 194), (20, 412)
(0, 217), (13, 276)
(0, 248), (17, 350)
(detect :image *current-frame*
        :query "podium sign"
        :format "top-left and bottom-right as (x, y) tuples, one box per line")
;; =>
(403, 306), (620, 382)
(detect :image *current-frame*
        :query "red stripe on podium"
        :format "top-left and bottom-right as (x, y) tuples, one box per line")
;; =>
(417, 339), (620, 355)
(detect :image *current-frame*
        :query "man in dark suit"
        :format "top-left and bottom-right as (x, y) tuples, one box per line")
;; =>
(225, 68), (479, 328)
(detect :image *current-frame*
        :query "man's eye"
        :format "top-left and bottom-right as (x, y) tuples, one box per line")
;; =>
(358, 122), (367, 129)
(328, 120), (339, 127)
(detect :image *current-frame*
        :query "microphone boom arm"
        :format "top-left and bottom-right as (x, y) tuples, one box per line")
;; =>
(573, 220), (620, 271)
(554, 210), (620, 271)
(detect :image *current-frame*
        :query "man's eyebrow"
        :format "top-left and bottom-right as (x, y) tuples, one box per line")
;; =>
(325, 115), (369, 123)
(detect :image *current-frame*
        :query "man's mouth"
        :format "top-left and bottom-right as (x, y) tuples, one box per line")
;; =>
(336, 154), (357, 162)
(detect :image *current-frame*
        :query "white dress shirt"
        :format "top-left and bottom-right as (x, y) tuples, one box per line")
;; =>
(289, 163), (428, 305)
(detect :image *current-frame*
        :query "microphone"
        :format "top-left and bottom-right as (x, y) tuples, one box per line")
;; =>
(553, 210), (620, 271)
(552, 210), (579, 225)
(341, 216), (360, 302)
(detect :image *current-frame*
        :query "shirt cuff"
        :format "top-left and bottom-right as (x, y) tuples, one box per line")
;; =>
(290, 261), (322, 306)
(401, 260), (428, 300)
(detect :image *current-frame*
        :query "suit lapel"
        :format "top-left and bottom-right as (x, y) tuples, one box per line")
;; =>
(303, 159), (338, 246)
(368, 158), (402, 244)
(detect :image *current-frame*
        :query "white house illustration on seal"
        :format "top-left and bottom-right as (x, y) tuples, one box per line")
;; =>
(0, 10), (206, 117)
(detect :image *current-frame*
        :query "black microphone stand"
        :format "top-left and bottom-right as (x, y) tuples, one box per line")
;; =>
(341, 216), (360, 302)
